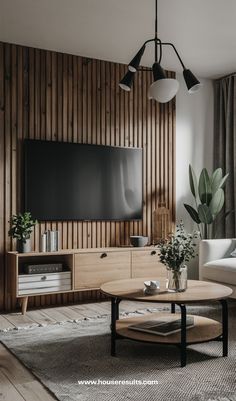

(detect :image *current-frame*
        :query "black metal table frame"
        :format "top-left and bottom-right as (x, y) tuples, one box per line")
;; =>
(110, 298), (228, 367)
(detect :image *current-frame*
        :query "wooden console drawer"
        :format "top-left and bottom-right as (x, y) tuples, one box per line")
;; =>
(18, 271), (72, 295)
(131, 249), (166, 279)
(74, 251), (131, 289)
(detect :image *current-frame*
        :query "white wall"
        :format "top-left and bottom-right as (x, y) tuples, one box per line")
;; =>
(176, 74), (214, 278)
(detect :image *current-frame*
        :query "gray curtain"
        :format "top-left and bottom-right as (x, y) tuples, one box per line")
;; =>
(214, 74), (236, 237)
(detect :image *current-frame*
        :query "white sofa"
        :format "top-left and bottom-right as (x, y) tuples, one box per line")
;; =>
(199, 239), (236, 298)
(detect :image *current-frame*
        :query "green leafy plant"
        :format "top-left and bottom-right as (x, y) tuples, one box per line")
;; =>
(159, 222), (199, 290)
(8, 212), (37, 243)
(159, 222), (199, 271)
(184, 165), (229, 239)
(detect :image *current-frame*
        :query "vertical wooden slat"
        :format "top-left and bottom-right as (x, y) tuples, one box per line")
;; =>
(0, 43), (5, 309)
(28, 49), (36, 251)
(51, 52), (57, 141)
(11, 45), (17, 233)
(46, 50), (52, 141)
(0, 42), (176, 311)
(48, 52), (58, 312)
(4, 44), (12, 310)
(16, 46), (23, 220)
(34, 49), (40, 140)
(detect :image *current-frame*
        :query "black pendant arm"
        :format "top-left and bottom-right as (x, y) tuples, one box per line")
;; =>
(143, 38), (158, 46)
(142, 39), (186, 69)
(161, 42), (186, 70)
(158, 39), (163, 64)
(143, 38), (162, 51)
(132, 38), (186, 71)
(155, 0), (158, 61)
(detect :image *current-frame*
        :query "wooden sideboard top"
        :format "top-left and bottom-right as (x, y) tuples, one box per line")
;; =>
(7, 246), (159, 257)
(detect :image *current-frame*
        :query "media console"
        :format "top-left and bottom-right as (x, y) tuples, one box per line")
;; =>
(7, 247), (166, 314)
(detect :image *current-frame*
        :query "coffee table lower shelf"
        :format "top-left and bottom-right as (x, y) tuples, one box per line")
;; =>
(116, 313), (222, 345)
(100, 278), (231, 367)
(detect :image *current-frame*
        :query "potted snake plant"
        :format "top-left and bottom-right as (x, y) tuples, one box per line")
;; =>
(8, 212), (37, 253)
(184, 165), (229, 239)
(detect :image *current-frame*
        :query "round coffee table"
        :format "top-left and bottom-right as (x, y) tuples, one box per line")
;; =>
(100, 278), (232, 367)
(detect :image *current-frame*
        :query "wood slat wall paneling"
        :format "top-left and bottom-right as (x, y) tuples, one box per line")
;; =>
(0, 43), (5, 310)
(0, 42), (176, 311)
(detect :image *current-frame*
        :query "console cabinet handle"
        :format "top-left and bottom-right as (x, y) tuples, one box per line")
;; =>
(151, 250), (156, 256)
(41, 275), (47, 280)
(100, 252), (107, 258)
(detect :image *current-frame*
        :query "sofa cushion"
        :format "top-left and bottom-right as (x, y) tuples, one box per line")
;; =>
(202, 258), (236, 285)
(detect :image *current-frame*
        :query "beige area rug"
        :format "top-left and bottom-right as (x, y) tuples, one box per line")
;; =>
(1, 302), (236, 401)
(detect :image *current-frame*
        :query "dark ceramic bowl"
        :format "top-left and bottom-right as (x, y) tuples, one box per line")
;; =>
(130, 236), (148, 247)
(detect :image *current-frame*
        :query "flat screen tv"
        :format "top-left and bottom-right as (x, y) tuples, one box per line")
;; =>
(24, 140), (143, 221)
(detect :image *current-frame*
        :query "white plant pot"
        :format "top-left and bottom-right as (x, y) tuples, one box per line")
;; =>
(18, 239), (31, 253)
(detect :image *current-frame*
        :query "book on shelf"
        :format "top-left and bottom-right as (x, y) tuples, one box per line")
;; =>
(24, 263), (63, 274)
(129, 316), (194, 337)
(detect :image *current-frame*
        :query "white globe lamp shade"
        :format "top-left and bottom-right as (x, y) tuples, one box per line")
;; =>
(148, 78), (180, 103)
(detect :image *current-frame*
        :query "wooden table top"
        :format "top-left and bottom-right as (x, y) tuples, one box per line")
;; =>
(100, 278), (233, 303)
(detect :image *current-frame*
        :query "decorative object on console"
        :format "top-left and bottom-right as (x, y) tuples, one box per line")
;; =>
(152, 202), (171, 244)
(184, 165), (229, 239)
(8, 212), (37, 253)
(24, 263), (63, 274)
(41, 230), (60, 252)
(47, 230), (59, 252)
(159, 222), (199, 292)
(40, 232), (47, 252)
(130, 236), (148, 247)
(119, 0), (202, 103)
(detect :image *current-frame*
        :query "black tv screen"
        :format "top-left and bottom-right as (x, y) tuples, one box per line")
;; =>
(24, 140), (143, 221)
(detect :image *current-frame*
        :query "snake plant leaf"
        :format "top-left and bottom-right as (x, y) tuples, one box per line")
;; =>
(219, 173), (229, 189)
(198, 204), (213, 224)
(189, 164), (198, 198)
(211, 168), (223, 194)
(209, 188), (224, 217)
(184, 204), (201, 224)
(198, 168), (212, 205)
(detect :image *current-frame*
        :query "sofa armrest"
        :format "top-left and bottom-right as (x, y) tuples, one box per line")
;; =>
(199, 239), (236, 270)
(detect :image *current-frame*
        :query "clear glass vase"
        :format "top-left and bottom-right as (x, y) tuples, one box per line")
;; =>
(167, 265), (187, 292)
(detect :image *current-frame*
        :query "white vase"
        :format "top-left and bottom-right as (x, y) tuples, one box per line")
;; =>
(17, 239), (31, 253)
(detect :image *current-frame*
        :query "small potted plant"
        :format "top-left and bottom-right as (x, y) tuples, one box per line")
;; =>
(8, 212), (37, 253)
(159, 222), (199, 292)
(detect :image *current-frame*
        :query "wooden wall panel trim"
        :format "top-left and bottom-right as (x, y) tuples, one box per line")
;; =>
(0, 42), (176, 311)
(0, 43), (5, 309)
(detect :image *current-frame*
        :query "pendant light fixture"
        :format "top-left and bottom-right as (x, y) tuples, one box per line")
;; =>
(119, 0), (202, 103)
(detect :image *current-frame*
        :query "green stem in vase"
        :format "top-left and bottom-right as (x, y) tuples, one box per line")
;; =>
(172, 270), (181, 290)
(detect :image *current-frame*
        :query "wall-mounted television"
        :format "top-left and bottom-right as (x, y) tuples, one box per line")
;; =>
(24, 140), (143, 221)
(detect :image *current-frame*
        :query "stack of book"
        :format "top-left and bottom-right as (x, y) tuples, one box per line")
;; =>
(40, 230), (60, 252)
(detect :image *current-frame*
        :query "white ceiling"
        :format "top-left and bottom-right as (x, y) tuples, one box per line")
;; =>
(1, 0), (236, 79)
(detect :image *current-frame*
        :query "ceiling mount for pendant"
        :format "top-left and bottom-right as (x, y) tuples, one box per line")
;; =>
(119, 0), (202, 103)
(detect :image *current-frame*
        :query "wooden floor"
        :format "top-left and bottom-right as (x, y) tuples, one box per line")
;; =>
(0, 301), (158, 401)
